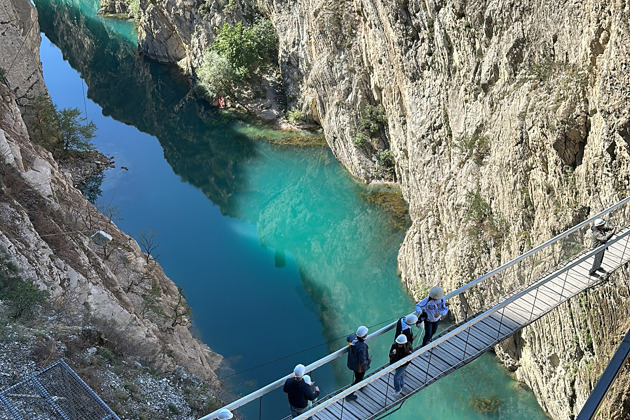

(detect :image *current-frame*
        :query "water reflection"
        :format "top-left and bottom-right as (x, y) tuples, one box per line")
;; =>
(36, 0), (255, 215)
(35, 0), (411, 387)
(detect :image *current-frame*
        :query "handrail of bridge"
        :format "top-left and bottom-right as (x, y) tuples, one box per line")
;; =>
(294, 227), (630, 419)
(576, 328), (630, 420)
(201, 196), (630, 420)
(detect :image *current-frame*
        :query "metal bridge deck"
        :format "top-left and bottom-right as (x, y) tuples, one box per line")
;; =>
(301, 228), (630, 420)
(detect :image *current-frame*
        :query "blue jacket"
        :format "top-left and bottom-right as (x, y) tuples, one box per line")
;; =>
(283, 377), (319, 409)
(346, 333), (370, 373)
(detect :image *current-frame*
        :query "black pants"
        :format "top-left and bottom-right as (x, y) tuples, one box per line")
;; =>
(347, 371), (365, 397)
(351, 371), (365, 385)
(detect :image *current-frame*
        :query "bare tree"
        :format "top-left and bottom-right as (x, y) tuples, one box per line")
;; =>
(96, 201), (123, 224)
(137, 228), (160, 264)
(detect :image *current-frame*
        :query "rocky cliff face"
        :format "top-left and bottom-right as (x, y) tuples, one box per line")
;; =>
(135, 0), (630, 418)
(136, 0), (254, 69)
(0, 0), (224, 416)
(0, 0), (47, 110)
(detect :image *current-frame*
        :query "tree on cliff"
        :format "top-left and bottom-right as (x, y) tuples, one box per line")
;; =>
(196, 51), (234, 99)
(58, 108), (96, 154)
(210, 19), (278, 79)
(26, 96), (96, 157)
(195, 18), (278, 100)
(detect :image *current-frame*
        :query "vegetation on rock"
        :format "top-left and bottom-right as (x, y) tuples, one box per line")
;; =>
(359, 104), (387, 135)
(361, 188), (410, 230)
(26, 95), (96, 158)
(196, 18), (278, 100)
(0, 255), (48, 320)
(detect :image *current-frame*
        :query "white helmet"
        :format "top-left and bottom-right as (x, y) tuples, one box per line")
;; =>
(594, 218), (605, 227)
(356, 326), (369, 338)
(303, 375), (312, 385)
(217, 409), (233, 419)
(396, 334), (408, 345)
(405, 313), (418, 325)
(429, 286), (445, 300)
(294, 364), (306, 378)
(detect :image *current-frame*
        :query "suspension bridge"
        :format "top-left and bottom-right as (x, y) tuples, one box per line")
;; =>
(202, 196), (630, 420)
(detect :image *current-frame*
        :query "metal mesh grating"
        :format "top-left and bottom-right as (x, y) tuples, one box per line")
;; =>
(0, 359), (120, 420)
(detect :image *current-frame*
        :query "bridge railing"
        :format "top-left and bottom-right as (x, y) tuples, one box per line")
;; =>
(576, 328), (630, 420)
(294, 225), (630, 419)
(201, 196), (630, 420)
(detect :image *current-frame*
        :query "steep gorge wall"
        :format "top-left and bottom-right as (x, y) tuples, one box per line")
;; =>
(136, 0), (630, 417)
(0, 0), (47, 108)
(0, 0), (223, 397)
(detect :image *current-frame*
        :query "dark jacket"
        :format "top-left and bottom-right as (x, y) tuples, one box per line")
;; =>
(591, 226), (614, 249)
(389, 342), (412, 365)
(395, 317), (415, 343)
(283, 377), (319, 409)
(346, 333), (371, 373)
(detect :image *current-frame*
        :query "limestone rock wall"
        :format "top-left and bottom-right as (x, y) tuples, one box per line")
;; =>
(3, 83), (224, 383)
(136, 0), (254, 69)
(266, 1), (630, 417)
(134, 0), (630, 417)
(0, 81), (223, 383)
(0, 0), (223, 386)
(0, 0), (46, 108)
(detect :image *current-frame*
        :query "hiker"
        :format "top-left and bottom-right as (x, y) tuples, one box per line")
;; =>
(283, 364), (320, 418)
(395, 313), (418, 344)
(589, 218), (616, 278)
(389, 334), (413, 395)
(416, 286), (449, 346)
(345, 325), (371, 401)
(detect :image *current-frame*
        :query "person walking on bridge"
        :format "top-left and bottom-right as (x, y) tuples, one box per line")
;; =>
(589, 218), (617, 278)
(283, 364), (320, 418)
(345, 325), (371, 401)
(389, 334), (413, 395)
(416, 286), (449, 346)
(395, 313), (418, 344)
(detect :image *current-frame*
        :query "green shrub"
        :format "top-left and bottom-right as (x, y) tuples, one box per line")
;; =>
(286, 108), (305, 123)
(58, 108), (96, 154)
(96, 346), (118, 364)
(167, 402), (181, 415)
(211, 19), (278, 80)
(359, 104), (387, 134)
(464, 189), (505, 245)
(455, 133), (490, 165)
(26, 96), (59, 150)
(353, 133), (369, 148)
(379, 150), (395, 168)
(0, 256), (48, 320)
(25, 96), (96, 159)
(196, 51), (235, 99)
(465, 189), (492, 225)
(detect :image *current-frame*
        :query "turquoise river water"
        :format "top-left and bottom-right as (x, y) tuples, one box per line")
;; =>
(34, 0), (550, 418)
